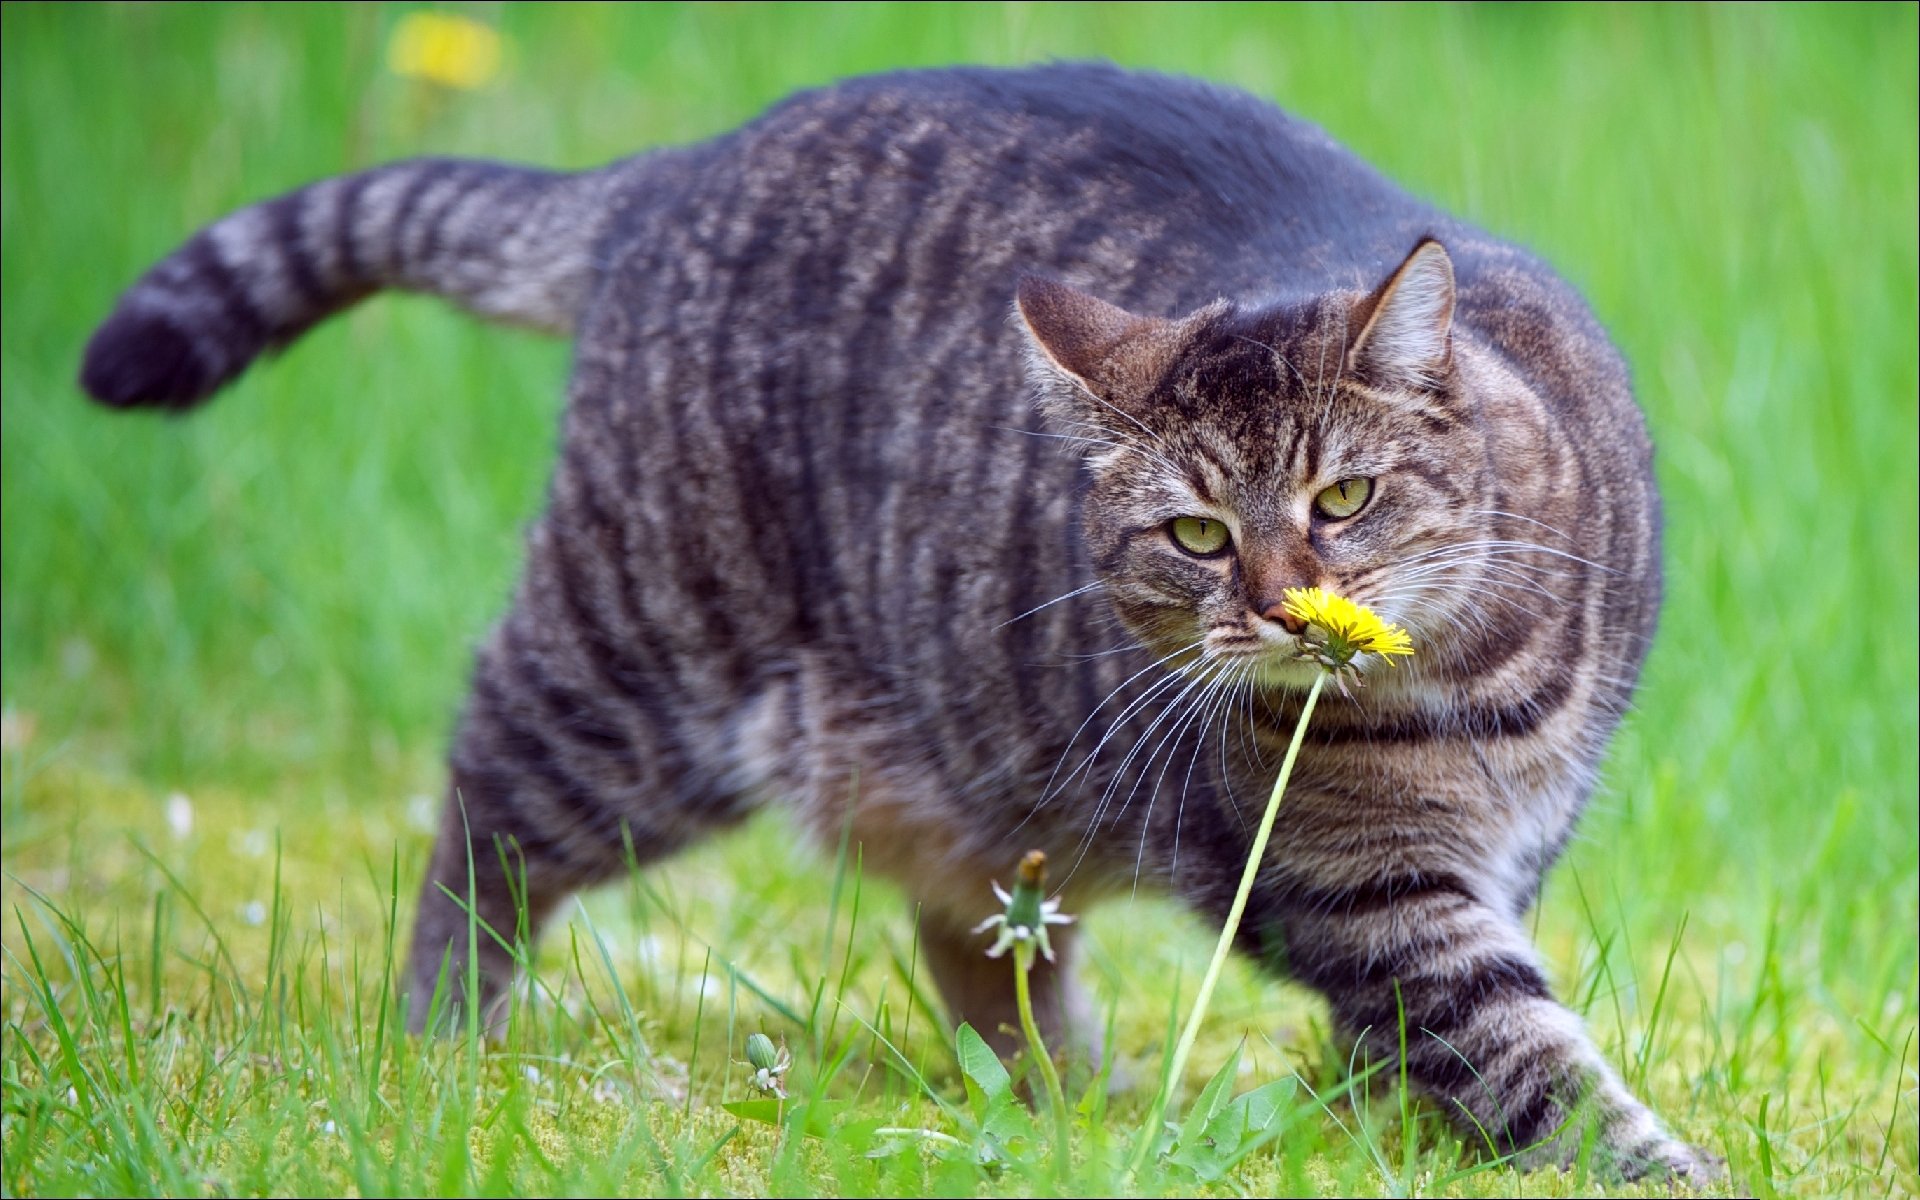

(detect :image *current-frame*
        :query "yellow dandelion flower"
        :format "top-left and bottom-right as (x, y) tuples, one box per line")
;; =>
(1282, 586), (1414, 669)
(387, 12), (504, 91)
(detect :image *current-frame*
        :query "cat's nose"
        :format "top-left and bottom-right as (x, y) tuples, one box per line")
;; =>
(1257, 599), (1307, 635)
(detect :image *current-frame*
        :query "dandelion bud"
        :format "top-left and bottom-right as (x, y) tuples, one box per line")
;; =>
(745, 1032), (779, 1071)
(1006, 850), (1048, 933)
(1017, 849), (1047, 888)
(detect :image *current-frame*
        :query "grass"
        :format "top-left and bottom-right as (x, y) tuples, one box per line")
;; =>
(3, 3), (1916, 1195)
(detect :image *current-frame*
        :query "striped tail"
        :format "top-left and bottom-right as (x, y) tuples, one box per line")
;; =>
(80, 157), (618, 410)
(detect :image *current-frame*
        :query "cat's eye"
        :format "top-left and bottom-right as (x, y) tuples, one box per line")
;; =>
(1170, 516), (1231, 557)
(1313, 477), (1374, 520)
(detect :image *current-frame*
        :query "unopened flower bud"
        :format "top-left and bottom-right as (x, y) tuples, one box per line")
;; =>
(745, 1032), (779, 1071)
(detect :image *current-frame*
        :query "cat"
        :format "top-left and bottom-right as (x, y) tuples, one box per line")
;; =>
(80, 62), (1713, 1180)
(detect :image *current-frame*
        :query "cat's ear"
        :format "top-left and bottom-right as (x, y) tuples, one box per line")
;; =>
(1015, 277), (1194, 425)
(1347, 238), (1455, 391)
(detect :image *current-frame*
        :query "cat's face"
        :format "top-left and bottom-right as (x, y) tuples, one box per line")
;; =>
(1021, 241), (1485, 688)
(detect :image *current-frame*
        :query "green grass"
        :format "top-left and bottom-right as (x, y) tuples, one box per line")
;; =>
(3, 3), (1915, 1195)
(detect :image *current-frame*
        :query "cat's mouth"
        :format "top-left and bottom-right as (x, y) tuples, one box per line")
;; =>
(1247, 656), (1328, 690)
(1201, 633), (1325, 691)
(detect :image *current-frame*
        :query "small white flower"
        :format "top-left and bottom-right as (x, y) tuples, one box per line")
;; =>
(241, 901), (267, 927)
(742, 1033), (791, 1099)
(406, 793), (438, 832)
(166, 793), (194, 840)
(972, 851), (1075, 962)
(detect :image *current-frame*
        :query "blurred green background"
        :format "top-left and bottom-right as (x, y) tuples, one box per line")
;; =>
(1, 4), (1915, 1188)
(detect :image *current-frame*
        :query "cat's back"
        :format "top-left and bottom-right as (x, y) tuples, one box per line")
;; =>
(584, 62), (1629, 444)
(598, 62), (1447, 318)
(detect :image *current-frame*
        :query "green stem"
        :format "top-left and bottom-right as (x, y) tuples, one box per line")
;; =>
(1014, 944), (1072, 1180)
(1129, 670), (1327, 1176)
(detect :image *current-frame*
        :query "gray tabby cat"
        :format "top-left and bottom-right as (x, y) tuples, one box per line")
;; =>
(81, 64), (1712, 1179)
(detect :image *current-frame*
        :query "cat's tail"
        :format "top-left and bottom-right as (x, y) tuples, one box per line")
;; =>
(80, 157), (621, 411)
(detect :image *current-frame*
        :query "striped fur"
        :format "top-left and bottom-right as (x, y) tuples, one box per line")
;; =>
(81, 158), (633, 408)
(81, 64), (1711, 1180)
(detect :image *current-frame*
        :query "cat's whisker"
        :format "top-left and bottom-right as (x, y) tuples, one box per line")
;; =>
(1154, 656), (1255, 892)
(1010, 422), (1192, 480)
(1379, 560), (1568, 602)
(1079, 656), (1224, 840)
(1233, 663), (1269, 775)
(1374, 579), (1551, 628)
(1128, 658), (1238, 895)
(1383, 556), (1538, 588)
(1464, 508), (1582, 545)
(1026, 667), (1195, 818)
(1059, 655), (1228, 886)
(1064, 374), (1174, 452)
(1393, 538), (1619, 575)
(1326, 304), (1351, 419)
(1381, 562), (1563, 605)
(1015, 638), (1207, 833)
(1381, 552), (1577, 597)
(1388, 558), (1570, 587)
(1049, 641), (1154, 662)
(1196, 659), (1257, 805)
(995, 581), (1105, 630)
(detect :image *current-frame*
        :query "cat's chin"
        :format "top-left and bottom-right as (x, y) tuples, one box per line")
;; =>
(1248, 658), (1326, 691)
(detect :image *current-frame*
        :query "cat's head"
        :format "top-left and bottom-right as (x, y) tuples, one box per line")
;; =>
(1017, 239), (1487, 688)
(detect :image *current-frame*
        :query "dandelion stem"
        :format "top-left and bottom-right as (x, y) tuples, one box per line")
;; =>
(1014, 942), (1072, 1179)
(1130, 670), (1327, 1175)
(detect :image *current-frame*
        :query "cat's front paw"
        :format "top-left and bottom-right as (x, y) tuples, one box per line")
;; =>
(1616, 1138), (1726, 1188)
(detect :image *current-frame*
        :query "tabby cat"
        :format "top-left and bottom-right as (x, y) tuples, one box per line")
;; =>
(81, 63), (1711, 1179)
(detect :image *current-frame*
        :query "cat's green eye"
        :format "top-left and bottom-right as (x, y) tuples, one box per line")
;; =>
(1170, 516), (1231, 556)
(1313, 477), (1374, 520)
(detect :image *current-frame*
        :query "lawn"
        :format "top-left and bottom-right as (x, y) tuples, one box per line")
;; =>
(3, 4), (1915, 1196)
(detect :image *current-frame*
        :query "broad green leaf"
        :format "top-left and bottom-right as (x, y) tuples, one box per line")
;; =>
(1173, 1039), (1244, 1154)
(955, 1022), (1010, 1117)
(1167, 1076), (1300, 1181)
(721, 1098), (785, 1128)
(719, 1098), (844, 1138)
(955, 1022), (1036, 1152)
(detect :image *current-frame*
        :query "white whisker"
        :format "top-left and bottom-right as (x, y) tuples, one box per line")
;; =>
(995, 581), (1104, 629)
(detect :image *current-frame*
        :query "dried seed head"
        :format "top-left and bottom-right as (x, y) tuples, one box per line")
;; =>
(1017, 849), (1047, 888)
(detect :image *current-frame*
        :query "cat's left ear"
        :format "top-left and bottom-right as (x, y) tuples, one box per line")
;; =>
(1347, 238), (1455, 391)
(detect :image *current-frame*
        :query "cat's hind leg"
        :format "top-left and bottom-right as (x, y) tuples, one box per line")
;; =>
(406, 530), (751, 1033)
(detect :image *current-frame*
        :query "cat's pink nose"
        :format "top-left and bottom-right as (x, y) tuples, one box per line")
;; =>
(1258, 600), (1307, 635)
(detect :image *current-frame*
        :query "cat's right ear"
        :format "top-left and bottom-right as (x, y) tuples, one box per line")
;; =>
(1015, 278), (1191, 429)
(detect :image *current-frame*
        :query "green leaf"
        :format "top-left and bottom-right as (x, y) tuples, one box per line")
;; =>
(721, 1098), (784, 1127)
(955, 1022), (1034, 1152)
(955, 1023), (1010, 1118)
(1227, 1077), (1296, 1144)
(1165, 1075), (1299, 1182)
(719, 1098), (845, 1138)
(1174, 1039), (1243, 1153)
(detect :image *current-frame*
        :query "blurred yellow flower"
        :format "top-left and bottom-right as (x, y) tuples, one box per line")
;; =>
(1282, 586), (1414, 667)
(387, 12), (503, 90)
